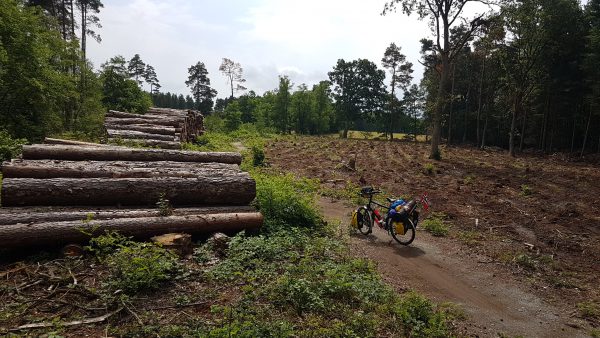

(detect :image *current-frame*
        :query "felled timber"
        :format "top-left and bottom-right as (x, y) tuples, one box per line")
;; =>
(104, 117), (182, 127)
(43, 138), (107, 147)
(0, 206), (257, 225)
(107, 138), (181, 149)
(106, 129), (177, 142)
(0, 212), (264, 248)
(21, 144), (242, 164)
(1, 160), (240, 179)
(103, 124), (177, 136)
(1, 175), (256, 206)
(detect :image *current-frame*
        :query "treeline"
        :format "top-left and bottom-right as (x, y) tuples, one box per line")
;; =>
(416, 0), (600, 156)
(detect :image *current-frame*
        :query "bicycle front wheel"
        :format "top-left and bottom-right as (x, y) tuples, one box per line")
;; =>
(389, 218), (416, 245)
(356, 206), (373, 235)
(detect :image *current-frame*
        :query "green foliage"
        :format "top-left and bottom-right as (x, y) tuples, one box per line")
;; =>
(105, 242), (179, 294)
(421, 213), (449, 237)
(186, 61), (217, 112)
(253, 172), (322, 233)
(520, 184), (533, 196)
(423, 163), (435, 175)
(0, 130), (26, 162)
(251, 144), (265, 167)
(205, 229), (458, 337)
(156, 193), (173, 216)
(578, 301), (600, 319)
(100, 55), (152, 113)
(224, 111), (242, 131)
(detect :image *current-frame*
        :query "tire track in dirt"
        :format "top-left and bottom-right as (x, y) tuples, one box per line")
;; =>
(319, 197), (588, 337)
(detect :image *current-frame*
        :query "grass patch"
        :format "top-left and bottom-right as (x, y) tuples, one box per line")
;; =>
(578, 301), (600, 320)
(423, 163), (435, 175)
(421, 212), (450, 237)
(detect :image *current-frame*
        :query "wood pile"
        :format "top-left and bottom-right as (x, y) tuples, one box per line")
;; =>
(103, 107), (204, 149)
(0, 142), (262, 249)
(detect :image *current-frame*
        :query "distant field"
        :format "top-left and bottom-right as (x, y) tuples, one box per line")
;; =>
(346, 130), (427, 142)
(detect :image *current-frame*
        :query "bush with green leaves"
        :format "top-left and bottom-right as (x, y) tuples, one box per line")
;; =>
(253, 172), (322, 233)
(87, 232), (180, 294)
(0, 130), (26, 162)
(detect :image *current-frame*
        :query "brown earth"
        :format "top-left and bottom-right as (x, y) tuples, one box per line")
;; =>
(266, 135), (600, 337)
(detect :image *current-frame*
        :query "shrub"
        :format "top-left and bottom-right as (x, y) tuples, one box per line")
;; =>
(105, 242), (179, 294)
(251, 144), (265, 167)
(421, 213), (449, 237)
(423, 163), (435, 175)
(224, 111), (242, 131)
(87, 232), (179, 294)
(0, 130), (26, 162)
(253, 173), (322, 233)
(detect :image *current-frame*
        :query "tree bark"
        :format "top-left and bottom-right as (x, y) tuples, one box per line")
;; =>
(107, 138), (181, 149)
(447, 63), (456, 145)
(476, 55), (486, 145)
(0, 206), (256, 225)
(44, 138), (107, 147)
(509, 93), (520, 157)
(106, 129), (176, 142)
(581, 101), (593, 157)
(519, 106), (528, 152)
(480, 105), (488, 149)
(104, 117), (182, 128)
(1, 175), (255, 207)
(22, 145), (242, 164)
(1, 160), (240, 179)
(431, 53), (449, 159)
(104, 124), (177, 136)
(0, 212), (263, 249)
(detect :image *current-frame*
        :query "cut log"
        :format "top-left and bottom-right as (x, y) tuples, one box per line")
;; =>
(103, 124), (177, 136)
(151, 233), (193, 256)
(107, 138), (181, 149)
(1, 160), (240, 179)
(105, 117), (182, 127)
(44, 138), (107, 147)
(106, 129), (176, 142)
(0, 212), (264, 248)
(1, 176), (256, 206)
(106, 110), (177, 120)
(22, 145), (242, 164)
(0, 206), (257, 225)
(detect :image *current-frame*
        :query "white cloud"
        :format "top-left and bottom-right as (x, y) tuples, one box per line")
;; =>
(88, 0), (436, 98)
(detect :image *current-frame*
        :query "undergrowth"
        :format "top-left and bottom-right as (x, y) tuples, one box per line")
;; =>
(421, 212), (450, 237)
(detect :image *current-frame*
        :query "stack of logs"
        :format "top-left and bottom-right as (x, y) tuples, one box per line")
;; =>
(104, 107), (204, 149)
(0, 143), (263, 249)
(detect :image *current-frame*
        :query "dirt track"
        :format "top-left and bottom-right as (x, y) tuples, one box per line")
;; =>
(267, 135), (599, 337)
(320, 198), (587, 337)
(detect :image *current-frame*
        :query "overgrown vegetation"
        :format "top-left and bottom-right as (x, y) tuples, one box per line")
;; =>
(0, 130), (26, 162)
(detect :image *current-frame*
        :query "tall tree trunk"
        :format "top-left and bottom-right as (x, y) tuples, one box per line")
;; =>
(509, 93), (519, 157)
(581, 101), (593, 157)
(431, 52), (449, 159)
(61, 0), (67, 40)
(447, 63), (456, 145)
(463, 86), (470, 143)
(519, 107), (528, 152)
(389, 74), (396, 141)
(570, 113), (577, 154)
(69, 0), (75, 40)
(480, 106), (488, 149)
(476, 55), (486, 145)
(541, 92), (550, 152)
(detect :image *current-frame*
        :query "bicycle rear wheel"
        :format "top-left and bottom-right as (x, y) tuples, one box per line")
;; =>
(356, 206), (373, 235)
(389, 218), (416, 245)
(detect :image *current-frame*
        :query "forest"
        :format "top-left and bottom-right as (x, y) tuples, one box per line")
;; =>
(1, 0), (600, 159)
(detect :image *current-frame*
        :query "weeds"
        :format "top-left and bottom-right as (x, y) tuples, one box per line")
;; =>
(421, 212), (450, 237)
(578, 301), (600, 320)
(423, 163), (435, 175)
(520, 184), (533, 196)
(156, 193), (173, 216)
(0, 130), (26, 162)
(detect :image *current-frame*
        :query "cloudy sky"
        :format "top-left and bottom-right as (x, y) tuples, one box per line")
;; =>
(88, 0), (434, 98)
